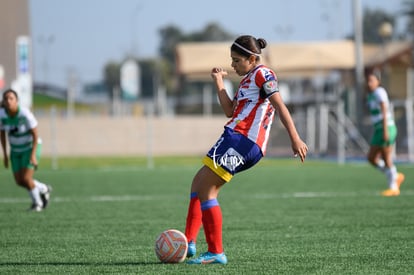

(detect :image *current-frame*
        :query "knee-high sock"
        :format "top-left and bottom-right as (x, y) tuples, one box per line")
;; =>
(385, 166), (398, 190)
(185, 192), (202, 243)
(28, 186), (43, 207)
(201, 198), (223, 254)
(375, 159), (386, 173)
(34, 179), (48, 194)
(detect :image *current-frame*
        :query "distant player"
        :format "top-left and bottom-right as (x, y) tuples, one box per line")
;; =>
(184, 35), (308, 264)
(366, 72), (404, 196)
(0, 89), (52, 211)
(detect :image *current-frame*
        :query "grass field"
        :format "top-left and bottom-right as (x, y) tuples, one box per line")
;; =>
(0, 157), (413, 274)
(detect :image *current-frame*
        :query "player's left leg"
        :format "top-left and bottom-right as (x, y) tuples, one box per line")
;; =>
(185, 190), (201, 257)
(33, 142), (52, 208)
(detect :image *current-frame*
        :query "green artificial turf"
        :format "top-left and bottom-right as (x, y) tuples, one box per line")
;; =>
(0, 157), (413, 274)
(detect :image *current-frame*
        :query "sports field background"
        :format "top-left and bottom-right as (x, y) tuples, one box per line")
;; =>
(0, 157), (413, 274)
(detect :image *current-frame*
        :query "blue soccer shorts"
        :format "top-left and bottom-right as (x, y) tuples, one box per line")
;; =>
(202, 127), (263, 182)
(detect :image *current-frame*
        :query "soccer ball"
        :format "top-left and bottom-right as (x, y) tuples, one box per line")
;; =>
(154, 229), (188, 263)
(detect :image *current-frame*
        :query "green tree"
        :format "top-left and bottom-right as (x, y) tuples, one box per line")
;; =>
(363, 8), (395, 44)
(139, 58), (172, 98)
(158, 22), (233, 66)
(103, 61), (121, 99)
(158, 22), (234, 94)
(158, 25), (184, 65)
(185, 22), (234, 42)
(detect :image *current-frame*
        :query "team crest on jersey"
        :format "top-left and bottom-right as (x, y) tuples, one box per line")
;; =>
(263, 69), (275, 81)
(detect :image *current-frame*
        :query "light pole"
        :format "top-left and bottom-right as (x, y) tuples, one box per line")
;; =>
(353, 0), (364, 125)
(130, 5), (142, 57)
(378, 21), (393, 91)
(38, 34), (55, 86)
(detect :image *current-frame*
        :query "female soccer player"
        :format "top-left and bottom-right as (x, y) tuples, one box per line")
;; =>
(184, 35), (308, 264)
(0, 89), (52, 211)
(366, 72), (404, 196)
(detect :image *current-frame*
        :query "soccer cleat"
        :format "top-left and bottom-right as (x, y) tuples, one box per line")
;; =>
(187, 241), (196, 258)
(381, 189), (400, 197)
(187, 251), (227, 264)
(396, 173), (405, 188)
(40, 185), (52, 209)
(28, 203), (43, 212)
(382, 173), (405, 197)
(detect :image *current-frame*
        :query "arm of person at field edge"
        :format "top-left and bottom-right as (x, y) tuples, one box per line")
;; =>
(0, 130), (8, 168)
(268, 93), (308, 162)
(211, 68), (235, 117)
(29, 128), (39, 167)
(380, 102), (389, 142)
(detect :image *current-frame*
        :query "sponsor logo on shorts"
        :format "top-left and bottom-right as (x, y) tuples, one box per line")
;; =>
(211, 139), (245, 172)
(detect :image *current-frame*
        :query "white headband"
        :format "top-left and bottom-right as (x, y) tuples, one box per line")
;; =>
(233, 42), (260, 57)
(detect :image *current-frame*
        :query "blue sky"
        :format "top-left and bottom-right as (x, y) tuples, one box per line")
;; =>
(29, 0), (406, 87)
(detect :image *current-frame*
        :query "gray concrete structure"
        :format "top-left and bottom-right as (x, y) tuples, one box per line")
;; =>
(0, 0), (30, 89)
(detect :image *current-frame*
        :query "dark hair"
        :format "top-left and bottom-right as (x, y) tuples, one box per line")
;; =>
(231, 35), (267, 61)
(367, 69), (382, 83)
(2, 89), (19, 102)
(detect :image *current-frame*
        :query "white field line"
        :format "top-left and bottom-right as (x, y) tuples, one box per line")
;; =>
(0, 195), (163, 204)
(1, 190), (414, 204)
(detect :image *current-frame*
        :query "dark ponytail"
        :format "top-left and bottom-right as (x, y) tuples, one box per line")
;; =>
(231, 35), (267, 61)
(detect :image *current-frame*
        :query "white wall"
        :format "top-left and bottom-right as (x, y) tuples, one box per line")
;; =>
(37, 116), (227, 157)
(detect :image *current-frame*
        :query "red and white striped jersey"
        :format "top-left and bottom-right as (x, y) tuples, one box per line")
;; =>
(225, 65), (278, 155)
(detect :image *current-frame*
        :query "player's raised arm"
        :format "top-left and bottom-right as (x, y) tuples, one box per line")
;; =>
(211, 67), (234, 117)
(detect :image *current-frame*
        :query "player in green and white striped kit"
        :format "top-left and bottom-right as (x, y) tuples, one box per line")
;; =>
(0, 89), (52, 211)
(366, 72), (404, 196)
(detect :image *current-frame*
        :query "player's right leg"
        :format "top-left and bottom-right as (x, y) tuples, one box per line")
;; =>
(368, 133), (404, 196)
(32, 143), (52, 208)
(186, 166), (227, 264)
(14, 169), (43, 211)
(381, 145), (404, 196)
(185, 165), (226, 259)
(37, 181), (52, 209)
(367, 146), (384, 172)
